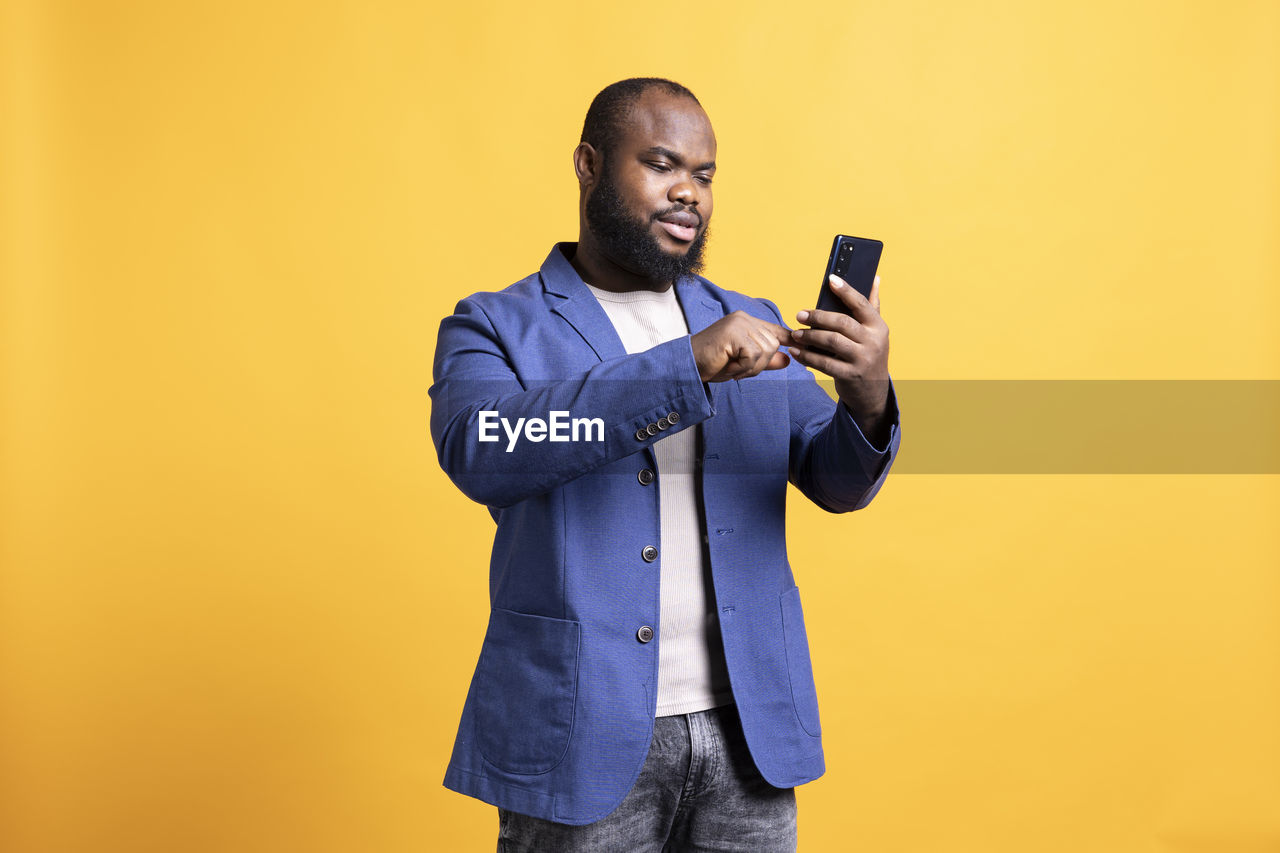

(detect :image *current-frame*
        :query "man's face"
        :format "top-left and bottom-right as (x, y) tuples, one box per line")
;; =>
(584, 90), (717, 283)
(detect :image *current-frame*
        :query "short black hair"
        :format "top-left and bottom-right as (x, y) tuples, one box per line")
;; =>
(581, 78), (701, 163)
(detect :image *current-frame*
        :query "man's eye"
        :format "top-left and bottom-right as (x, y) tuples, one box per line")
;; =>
(695, 175), (713, 185)
(646, 162), (671, 172)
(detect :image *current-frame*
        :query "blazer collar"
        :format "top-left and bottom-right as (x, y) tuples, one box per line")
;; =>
(540, 243), (725, 362)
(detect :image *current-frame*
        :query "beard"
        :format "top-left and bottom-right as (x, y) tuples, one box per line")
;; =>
(584, 166), (710, 284)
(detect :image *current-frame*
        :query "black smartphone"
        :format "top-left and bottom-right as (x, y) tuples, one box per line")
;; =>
(816, 234), (883, 315)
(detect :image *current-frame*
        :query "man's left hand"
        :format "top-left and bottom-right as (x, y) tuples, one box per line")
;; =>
(788, 274), (891, 446)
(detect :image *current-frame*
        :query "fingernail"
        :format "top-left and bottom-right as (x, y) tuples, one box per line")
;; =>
(874, 275), (880, 286)
(828, 275), (844, 288)
(792, 329), (803, 338)
(788, 347), (800, 357)
(796, 310), (810, 322)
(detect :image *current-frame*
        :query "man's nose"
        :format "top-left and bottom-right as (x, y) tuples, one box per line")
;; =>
(668, 179), (697, 205)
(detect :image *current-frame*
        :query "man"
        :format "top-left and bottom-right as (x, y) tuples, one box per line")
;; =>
(429, 78), (900, 851)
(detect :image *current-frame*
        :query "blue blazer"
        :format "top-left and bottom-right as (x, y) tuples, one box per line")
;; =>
(429, 243), (900, 825)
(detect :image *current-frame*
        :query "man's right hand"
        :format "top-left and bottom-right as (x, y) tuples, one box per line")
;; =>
(690, 311), (794, 382)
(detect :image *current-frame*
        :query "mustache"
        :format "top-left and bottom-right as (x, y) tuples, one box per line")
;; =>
(652, 205), (702, 227)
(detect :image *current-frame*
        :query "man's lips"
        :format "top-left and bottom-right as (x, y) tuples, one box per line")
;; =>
(656, 210), (700, 243)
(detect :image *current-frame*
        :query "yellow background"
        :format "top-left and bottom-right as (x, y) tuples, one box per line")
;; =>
(2, 1), (1277, 851)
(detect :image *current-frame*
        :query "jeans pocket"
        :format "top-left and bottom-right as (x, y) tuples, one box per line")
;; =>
(474, 608), (581, 774)
(779, 586), (822, 737)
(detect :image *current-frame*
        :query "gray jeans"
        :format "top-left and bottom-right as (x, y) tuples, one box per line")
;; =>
(497, 705), (797, 852)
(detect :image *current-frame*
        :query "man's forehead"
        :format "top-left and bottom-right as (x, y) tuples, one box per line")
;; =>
(618, 90), (716, 156)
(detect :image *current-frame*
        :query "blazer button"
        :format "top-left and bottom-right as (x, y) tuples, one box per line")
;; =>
(646, 423), (660, 436)
(637, 468), (655, 485)
(667, 411), (680, 424)
(635, 428), (649, 442)
(657, 416), (670, 430)
(637, 625), (654, 643)
(641, 545), (658, 562)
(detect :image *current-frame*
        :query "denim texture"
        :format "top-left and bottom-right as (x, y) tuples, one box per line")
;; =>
(497, 705), (797, 852)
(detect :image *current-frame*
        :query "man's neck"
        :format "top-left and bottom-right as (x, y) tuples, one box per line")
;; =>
(567, 238), (673, 294)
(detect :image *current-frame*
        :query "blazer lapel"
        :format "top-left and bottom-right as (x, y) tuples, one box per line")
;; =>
(540, 244), (628, 363)
(674, 276), (725, 337)
(539, 244), (733, 416)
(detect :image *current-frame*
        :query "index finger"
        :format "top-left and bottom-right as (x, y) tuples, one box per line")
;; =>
(827, 274), (878, 323)
(759, 320), (795, 347)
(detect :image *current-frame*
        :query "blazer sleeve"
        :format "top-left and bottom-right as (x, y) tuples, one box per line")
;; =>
(759, 298), (902, 513)
(429, 295), (715, 509)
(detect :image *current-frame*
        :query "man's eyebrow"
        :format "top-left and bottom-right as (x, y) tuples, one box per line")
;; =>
(642, 146), (716, 171)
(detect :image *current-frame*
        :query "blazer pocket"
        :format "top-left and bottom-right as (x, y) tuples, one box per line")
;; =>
(779, 586), (823, 737)
(474, 608), (581, 775)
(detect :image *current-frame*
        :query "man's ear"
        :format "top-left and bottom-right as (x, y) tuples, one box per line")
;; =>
(573, 142), (601, 187)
